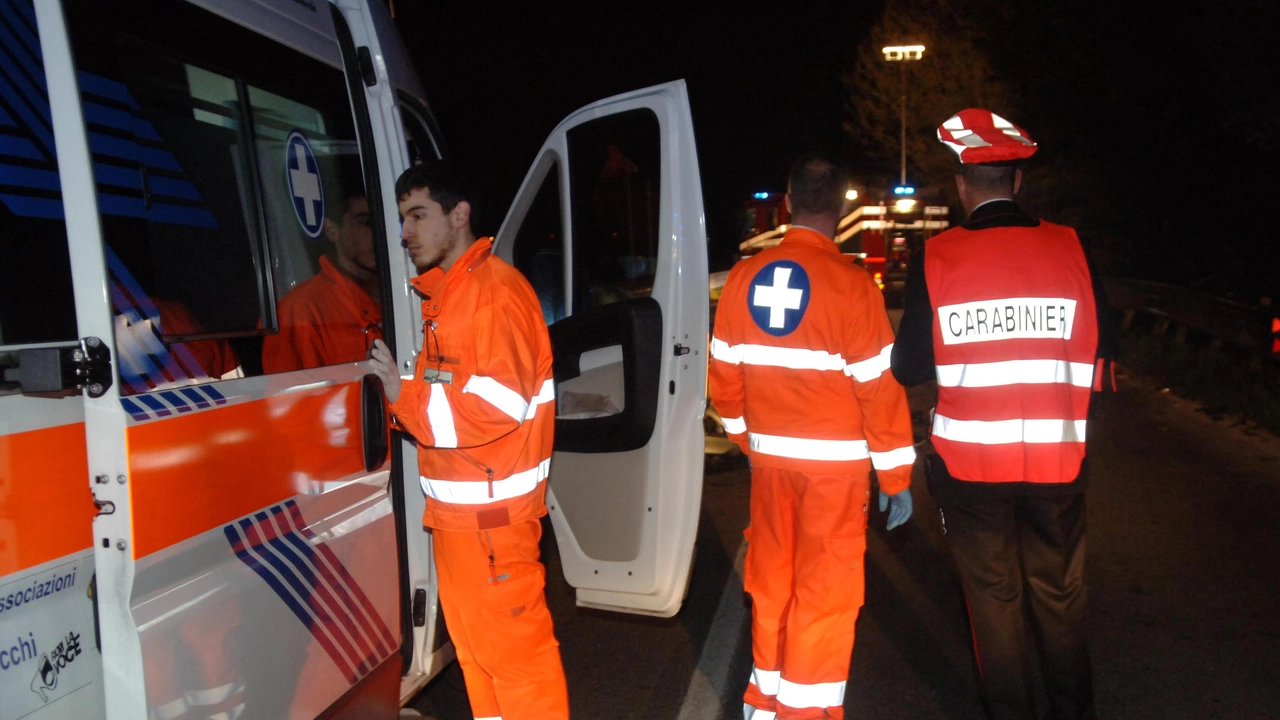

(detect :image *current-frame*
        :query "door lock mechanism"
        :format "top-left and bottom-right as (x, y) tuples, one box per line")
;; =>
(0, 336), (112, 398)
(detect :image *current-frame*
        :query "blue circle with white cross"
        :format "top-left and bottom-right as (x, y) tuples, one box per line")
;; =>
(285, 130), (325, 239)
(748, 260), (810, 335)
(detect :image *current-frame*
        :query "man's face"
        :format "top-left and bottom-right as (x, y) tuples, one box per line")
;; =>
(331, 196), (375, 274)
(398, 187), (457, 272)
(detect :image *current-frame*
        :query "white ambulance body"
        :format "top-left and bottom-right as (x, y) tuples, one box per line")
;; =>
(0, 0), (709, 717)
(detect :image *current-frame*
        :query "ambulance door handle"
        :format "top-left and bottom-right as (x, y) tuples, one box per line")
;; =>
(361, 374), (389, 472)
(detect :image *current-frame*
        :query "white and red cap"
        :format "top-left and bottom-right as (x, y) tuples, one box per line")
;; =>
(937, 108), (1037, 164)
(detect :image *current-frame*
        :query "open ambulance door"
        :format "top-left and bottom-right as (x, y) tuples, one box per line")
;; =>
(494, 81), (709, 618)
(37, 1), (406, 718)
(337, 0), (458, 700)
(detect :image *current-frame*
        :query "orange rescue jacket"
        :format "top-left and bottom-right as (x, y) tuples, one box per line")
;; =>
(388, 239), (556, 531)
(262, 255), (383, 373)
(709, 227), (915, 493)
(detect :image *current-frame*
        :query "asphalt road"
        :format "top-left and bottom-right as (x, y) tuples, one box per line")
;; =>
(410, 376), (1280, 719)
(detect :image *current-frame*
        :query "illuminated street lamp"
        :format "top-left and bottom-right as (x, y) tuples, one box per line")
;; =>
(882, 44), (925, 187)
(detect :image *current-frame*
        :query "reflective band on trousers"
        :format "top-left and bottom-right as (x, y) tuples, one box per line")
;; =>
(777, 678), (847, 709)
(751, 665), (780, 695)
(749, 433), (869, 461)
(420, 458), (551, 504)
(870, 444), (916, 471)
(722, 415), (747, 434)
(935, 359), (1094, 388)
(932, 414), (1087, 444)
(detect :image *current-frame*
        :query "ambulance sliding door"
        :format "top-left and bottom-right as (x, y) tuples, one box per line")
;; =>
(39, 1), (401, 718)
(494, 81), (709, 618)
(0, 2), (104, 716)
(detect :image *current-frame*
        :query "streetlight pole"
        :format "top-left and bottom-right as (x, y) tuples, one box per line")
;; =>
(882, 45), (925, 188)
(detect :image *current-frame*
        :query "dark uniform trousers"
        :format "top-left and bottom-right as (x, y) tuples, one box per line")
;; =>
(944, 492), (1096, 720)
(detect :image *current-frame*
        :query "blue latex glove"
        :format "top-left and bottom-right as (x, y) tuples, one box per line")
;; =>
(878, 488), (913, 531)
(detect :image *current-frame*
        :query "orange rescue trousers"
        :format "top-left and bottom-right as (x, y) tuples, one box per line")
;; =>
(433, 518), (569, 720)
(744, 467), (871, 719)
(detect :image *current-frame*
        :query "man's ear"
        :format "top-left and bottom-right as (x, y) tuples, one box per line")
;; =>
(1013, 168), (1024, 195)
(451, 200), (471, 229)
(784, 193), (792, 214)
(322, 217), (340, 244)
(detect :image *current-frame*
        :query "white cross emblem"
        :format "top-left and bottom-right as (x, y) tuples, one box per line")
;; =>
(290, 143), (321, 227)
(753, 266), (803, 328)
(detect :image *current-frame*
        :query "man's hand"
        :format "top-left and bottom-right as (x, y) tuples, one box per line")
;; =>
(878, 488), (913, 531)
(368, 339), (402, 404)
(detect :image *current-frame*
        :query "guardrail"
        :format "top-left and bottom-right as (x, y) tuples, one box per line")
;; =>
(1103, 278), (1277, 361)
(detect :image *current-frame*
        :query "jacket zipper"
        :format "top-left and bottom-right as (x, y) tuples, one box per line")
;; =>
(483, 531), (499, 584)
(454, 449), (496, 497)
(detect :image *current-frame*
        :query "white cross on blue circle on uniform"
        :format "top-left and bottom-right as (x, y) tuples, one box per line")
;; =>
(749, 260), (810, 336)
(285, 130), (325, 238)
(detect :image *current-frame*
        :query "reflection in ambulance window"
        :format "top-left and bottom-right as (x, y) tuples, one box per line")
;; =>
(0, 0), (77, 349)
(567, 109), (661, 314)
(511, 163), (566, 326)
(64, 0), (377, 391)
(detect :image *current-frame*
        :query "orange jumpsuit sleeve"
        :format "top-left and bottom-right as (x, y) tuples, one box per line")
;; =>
(390, 291), (547, 450)
(844, 272), (916, 495)
(262, 300), (327, 374)
(708, 269), (750, 453)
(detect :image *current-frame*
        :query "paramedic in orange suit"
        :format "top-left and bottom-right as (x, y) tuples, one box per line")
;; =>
(262, 190), (383, 373)
(709, 155), (917, 719)
(368, 163), (568, 720)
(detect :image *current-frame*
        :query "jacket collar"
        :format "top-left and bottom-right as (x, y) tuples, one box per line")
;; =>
(410, 238), (493, 318)
(780, 226), (840, 254)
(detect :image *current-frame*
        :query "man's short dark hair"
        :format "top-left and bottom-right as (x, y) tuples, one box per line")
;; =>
(958, 163), (1018, 193)
(788, 154), (851, 217)
(394, 162), (482, 226)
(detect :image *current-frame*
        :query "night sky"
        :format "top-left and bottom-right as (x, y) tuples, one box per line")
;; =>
(393, 2), (1280, 294)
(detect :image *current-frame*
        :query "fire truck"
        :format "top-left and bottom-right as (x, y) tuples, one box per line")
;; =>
(738, 184), (950, 304)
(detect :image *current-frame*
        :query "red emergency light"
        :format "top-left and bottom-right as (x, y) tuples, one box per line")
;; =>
(1272, 317), (1279, 353)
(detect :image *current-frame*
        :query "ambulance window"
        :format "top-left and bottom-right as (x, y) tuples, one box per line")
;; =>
(398, 95), (444, 165)
(0, 0), (77, 347)
(64, 0), (377, 390)
(566, 109), (660, 314)
(511, 163), (565, 326)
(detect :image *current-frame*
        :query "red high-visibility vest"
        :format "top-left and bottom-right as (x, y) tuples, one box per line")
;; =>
(925, 220), (1098, 485)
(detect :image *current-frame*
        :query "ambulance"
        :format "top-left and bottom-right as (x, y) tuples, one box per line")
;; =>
(0, 0), (709, 717)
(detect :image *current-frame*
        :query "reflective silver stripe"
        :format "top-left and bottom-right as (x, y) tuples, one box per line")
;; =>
(936, 359), (1094, 388)
(464, 374), (530, 422)
(475, 717), (502, 720)
(186, 681), (241, 706)
(427, 383), (457, 447)
(932, 414), (1087, 444)
(208, 708), (246, 720)
(744, 704), (777, 720)
(870, 445), (916, 471)
(710, 335), (742, 364)
(419, 458), (551, 504)
(712, 336), (845, 372)
(751, 665), (780, 695)
(845, 343), (893, 382)
(777, 677), (846, 709)
(524, 378), (556, 420)
(722, 415), (747, 434)
(155, 697), (187, 720)
(749, 433), (869, 461)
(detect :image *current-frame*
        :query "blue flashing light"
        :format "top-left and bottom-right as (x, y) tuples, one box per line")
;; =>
(894, 186), (916, 195)
(753, 192), (770, 200)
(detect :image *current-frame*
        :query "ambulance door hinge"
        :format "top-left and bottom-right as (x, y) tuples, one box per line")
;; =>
(411, 589), (427, 627)
(92, 497), (116, 517)
(356, 47), (378, 87)
(0, 337), (112, 398)
(674, 343), (691, 356)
